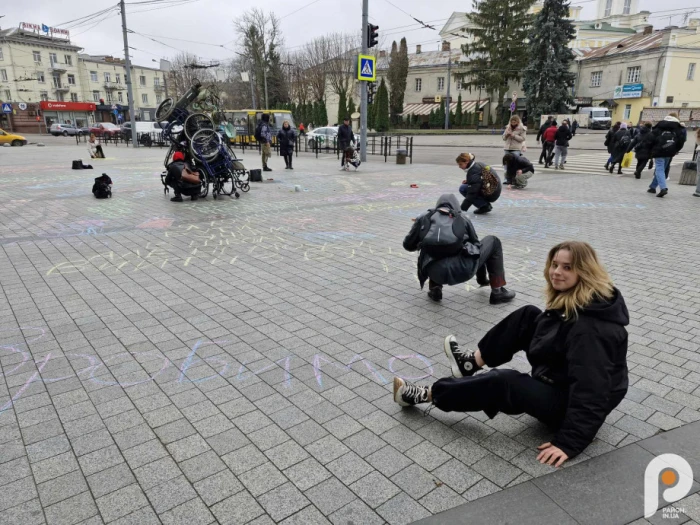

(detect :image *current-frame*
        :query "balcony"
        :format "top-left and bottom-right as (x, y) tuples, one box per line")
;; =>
(49, 63), (67, 73)
(153, 84), (166, 92)
(53, 84), (70, 93)
(104, 81), (125, 91)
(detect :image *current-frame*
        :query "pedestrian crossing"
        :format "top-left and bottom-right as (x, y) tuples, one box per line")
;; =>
(536, 151), (695, 177)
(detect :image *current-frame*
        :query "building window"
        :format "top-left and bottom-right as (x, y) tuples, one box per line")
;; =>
(623, 104), (631, 120)
(118, 92), (123, 102)
(67, 74), (75, 85)
(141, 93), (148, 104)
(415, 78), (422, 92)
(666, 96), (674, 103)
(456, 79), (464, 91)
(39, 91), (48, 101)
(626, 66), (641, 83)
(33, 51), (41, 63)
(52, 76), (61, 88)
(682, 102), (689, 107)
(4, 89), (11, 100)
(437, 77), (445, 91)
(65, 55), (72, 66)
(92, 91), (100, 102)
(154, 77), (160, 87)
(106, 92), (113, 102)
(104, 72), (111, 82)
(0, 69), (7, 82)
(143, 111), (151, 121)
(70, 93), (79, 102)
(590, 71), (602, 87)
(622, 0), (631, 14)
(688, 63), (696, 81)
(56, 92), (64, 102)
(0, 48), (4, 61)
(49, 53), (58, 66)
(156, 94), (163, 104)
(139, 75), (146, 87)
(116, 73), (121, 84)
(90, 71), (98, 82)
(36, 71), (45, 83)
(604, 0), (612, 17)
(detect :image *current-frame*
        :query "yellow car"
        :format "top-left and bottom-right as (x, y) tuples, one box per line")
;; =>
(0, 129), (27, 146)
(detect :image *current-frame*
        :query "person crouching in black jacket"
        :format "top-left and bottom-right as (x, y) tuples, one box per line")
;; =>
(503, 153), (534, 189)
(393, 241), (629, 466)
(457, 152), (501, 215)
(403, 193), (515, 304)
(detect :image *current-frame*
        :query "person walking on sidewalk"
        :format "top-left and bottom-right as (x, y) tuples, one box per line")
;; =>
(337, 117), (355, 171)
(571, 119), (579, 136)
(502, 115), (527, 157)
(542, 121), (558, 168)
(626, 122), (654, 179)
(456, 152), (501, 215)
(608, 123), (631, 174)
(403, 193), (515, 304)
(255, 114), (273, 172)
(393, 241), (629, 467)
(503, 153), (534, 188)
(648, 113), (686, 197)
(694, 128), (700, 197)
(553, 121), (572, 170)
(604, 122), (621, 171)
(536, 116), (553, 164)
(277, 120), (296, 170)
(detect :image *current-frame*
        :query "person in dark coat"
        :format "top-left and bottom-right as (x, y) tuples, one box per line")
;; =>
(604, 122), (621, 170)
(536, 115), (553, 164)
(337, 117), (355, 169)
(456, 152), (500, 215)
(608, 122), (631, 174)
(165, 151), (201, 202)
(553, 121), (573, 170)
(626, 121), (654, 179)
(276, 120), (296, 170)
(403, 193), (515, 304)
(503, 153), (534, 188)
(571, 119), (579, 136)
(648, 113), (686, 197)
(393, 241), (629, 467)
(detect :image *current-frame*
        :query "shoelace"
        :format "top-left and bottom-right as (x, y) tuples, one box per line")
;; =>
(451, 343), (475, 365)
(402, 382), (428, 404)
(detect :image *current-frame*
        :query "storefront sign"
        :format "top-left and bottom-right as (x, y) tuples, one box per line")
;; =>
(19, 22), (70, 38)
(613, 83), (643, 99)
(573, 97), (593, 105)
(40, 101), (96, 112)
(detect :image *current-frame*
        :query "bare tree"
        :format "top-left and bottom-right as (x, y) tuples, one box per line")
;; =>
(325, 32), (360, 101)
(167, 52), (212, 98)
(302, 36), (330, 102)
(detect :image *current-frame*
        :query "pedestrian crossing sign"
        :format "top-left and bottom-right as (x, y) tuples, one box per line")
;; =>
(357, 55), (376, 81)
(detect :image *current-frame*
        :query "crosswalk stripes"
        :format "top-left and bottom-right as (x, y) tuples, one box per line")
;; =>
(535, 151), (694, 176)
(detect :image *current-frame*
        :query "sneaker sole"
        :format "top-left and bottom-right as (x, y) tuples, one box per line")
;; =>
(393, 377), (410, 407)
(444, 336), (464, 378)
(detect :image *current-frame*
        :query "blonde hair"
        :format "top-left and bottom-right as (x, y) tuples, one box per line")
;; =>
(510, 115), (521, 125)
(669, 112), (679, 118)
(282, 120), (290, 128)
(544, 241), (614, 320)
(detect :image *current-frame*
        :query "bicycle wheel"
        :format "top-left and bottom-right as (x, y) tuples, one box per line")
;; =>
(155, 98), (175, 121)
(190, 129), (221, 162)
(184, 113), (214, 140)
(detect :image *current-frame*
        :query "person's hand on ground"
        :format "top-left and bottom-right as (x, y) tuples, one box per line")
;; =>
(537, 442), (568, 467)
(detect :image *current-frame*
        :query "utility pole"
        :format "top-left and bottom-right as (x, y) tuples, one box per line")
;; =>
(119, 0), (138, 148)
(360, 0), (368, 162)
(444, 57), (451, 130)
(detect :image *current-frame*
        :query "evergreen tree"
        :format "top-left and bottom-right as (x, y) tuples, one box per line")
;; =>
(454, 94), (463, 127)
(523, 0), (576, 124)
(347, 97), (356, 118)
(375, 78), (390, 132)
(368, 102), (376, 130)
(460, 0), (533, 124)
(387, 38), (410, 126)
(337, 91), (347, 125)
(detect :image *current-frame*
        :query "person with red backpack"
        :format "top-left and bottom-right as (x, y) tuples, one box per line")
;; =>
(403, 193), (515, 304)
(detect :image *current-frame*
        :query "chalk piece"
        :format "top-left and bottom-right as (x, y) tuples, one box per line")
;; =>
(410, 184), (418, 188)
(267, 178), (274, 181)
(294, 185), (301, 192)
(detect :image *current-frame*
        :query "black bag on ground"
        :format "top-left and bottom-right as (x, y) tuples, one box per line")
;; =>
(249, 169), (262, 182)
(72, 160), (93, 170)
(419, 207), (467, 258)
(92, 174), (112, 199)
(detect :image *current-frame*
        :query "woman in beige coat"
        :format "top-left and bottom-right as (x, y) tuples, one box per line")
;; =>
(502, 115), (527, 157)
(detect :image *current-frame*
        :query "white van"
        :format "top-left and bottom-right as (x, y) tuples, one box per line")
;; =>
(121, 121), (165, 145)
(579, 107), (612, 129)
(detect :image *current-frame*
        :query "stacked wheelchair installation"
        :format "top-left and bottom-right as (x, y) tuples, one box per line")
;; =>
(156, 81), (250, 199)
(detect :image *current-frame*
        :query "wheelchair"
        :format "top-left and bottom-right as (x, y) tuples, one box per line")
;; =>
(190, 129), (250, 199)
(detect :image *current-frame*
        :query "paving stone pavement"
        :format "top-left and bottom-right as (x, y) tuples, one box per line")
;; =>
(0, 143), (699, 525)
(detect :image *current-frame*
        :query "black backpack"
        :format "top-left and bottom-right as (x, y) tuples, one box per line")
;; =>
(619, 134), (631, 149)
(658, 130), (677, 154)
(419, 206), (467, 257)
(254, 122), (263, 142)
(92, 174), (112, 199)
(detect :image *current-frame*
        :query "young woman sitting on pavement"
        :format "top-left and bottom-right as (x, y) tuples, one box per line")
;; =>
(403, 193), (515, 305)
(393, 241), (629, 466)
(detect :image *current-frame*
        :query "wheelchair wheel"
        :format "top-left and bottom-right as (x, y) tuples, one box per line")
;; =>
(190, 129), (221, 162)
(199, 172), (209, 198)
(184, 113), (214, 141)
(156, 98), (175, 121)
(221, 171), (234, 196)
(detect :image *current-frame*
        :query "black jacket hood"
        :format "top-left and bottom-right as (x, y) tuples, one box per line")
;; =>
(435, 193), (461, 211)
(579, 287), (629, 327)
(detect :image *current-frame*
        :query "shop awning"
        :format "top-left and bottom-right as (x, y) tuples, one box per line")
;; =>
(402, 100), (489, 117)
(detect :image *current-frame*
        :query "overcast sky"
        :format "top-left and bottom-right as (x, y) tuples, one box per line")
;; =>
(0, 0), (692, 67)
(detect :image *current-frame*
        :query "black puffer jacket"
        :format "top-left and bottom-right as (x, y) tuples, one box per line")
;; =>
(337, 124), (355, 150)
(461, 159), (502, 203)
(651, 116), (686, 158)
(555, 125), (572, 147)
(403, 194), (482, 288)
(276, 127), (296, 155)
(627, 126), (654, 160)
(504, 156), (534, 183)
(529, 289), (629, 458)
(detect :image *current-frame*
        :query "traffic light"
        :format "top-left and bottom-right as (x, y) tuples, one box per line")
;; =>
(367, 81), (376, 104)
(367, 24), (379, 49)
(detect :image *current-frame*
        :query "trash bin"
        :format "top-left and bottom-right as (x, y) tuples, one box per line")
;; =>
(396, 148), (408, 165)
(249, 169), (262, 182)
(679, 161), (697, 185)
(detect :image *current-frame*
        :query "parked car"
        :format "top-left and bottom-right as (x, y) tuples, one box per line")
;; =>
(306, 126), (360, 149)
(0, 128), (27, 146)
(90, 122), (121, 137)
(121, 121), (168, 146)
(49, 123), (83, 136)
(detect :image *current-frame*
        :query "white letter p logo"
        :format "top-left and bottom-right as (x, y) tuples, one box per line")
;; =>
(644, 454), (693, 518)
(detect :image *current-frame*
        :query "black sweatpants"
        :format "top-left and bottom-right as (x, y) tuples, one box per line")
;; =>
(431, 305), (568, 427)
(282, 153), (293, 168)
